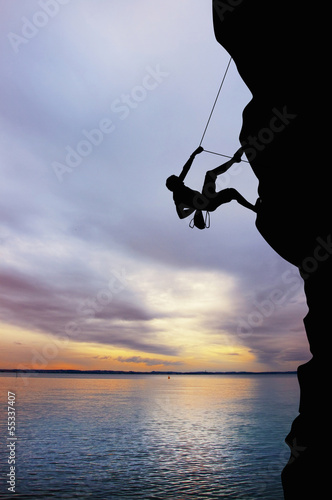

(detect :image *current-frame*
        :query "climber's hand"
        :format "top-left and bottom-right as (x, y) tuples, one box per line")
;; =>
(193, 146), (204, 156)
(232, 147), (244, 163)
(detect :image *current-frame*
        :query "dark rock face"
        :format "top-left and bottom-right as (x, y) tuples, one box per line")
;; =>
(213, 1), (331, 497)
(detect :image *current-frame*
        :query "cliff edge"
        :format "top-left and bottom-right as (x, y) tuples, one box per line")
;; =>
(213, 1), (331, 497)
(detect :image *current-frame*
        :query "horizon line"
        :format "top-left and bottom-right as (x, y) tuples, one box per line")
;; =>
(0, 368), (297, 375)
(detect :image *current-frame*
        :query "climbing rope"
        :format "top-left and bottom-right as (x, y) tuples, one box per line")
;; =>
(198, 56), (248, 163)
(203, 149), (249, 163)
(199, 56), (232, 147)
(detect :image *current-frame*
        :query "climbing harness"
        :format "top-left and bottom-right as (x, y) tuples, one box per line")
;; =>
(189, 210), (211, 230)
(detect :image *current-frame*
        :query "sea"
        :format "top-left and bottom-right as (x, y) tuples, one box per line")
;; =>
(0, 373), (300, 499)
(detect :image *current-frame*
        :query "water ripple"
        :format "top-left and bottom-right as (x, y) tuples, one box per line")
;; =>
(0, 374), (298, 499)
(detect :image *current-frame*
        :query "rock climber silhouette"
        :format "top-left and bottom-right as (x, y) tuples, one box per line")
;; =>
(166, 146), (258, 229)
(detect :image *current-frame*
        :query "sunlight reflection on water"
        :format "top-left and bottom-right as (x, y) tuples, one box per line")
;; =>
(0, 374), (299, 499)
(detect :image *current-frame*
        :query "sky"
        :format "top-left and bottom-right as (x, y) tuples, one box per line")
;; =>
(0, 0), (310, 373)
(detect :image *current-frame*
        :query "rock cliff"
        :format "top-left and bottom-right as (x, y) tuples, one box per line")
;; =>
(213, 1), (331, 497)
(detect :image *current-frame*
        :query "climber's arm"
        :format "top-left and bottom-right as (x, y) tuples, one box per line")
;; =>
(178, 146), (204, 182)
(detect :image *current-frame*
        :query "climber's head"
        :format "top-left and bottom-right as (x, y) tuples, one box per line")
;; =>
(166, 175), (182, 192)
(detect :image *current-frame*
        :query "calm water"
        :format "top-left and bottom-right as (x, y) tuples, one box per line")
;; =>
(0, 374), (299, 499)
